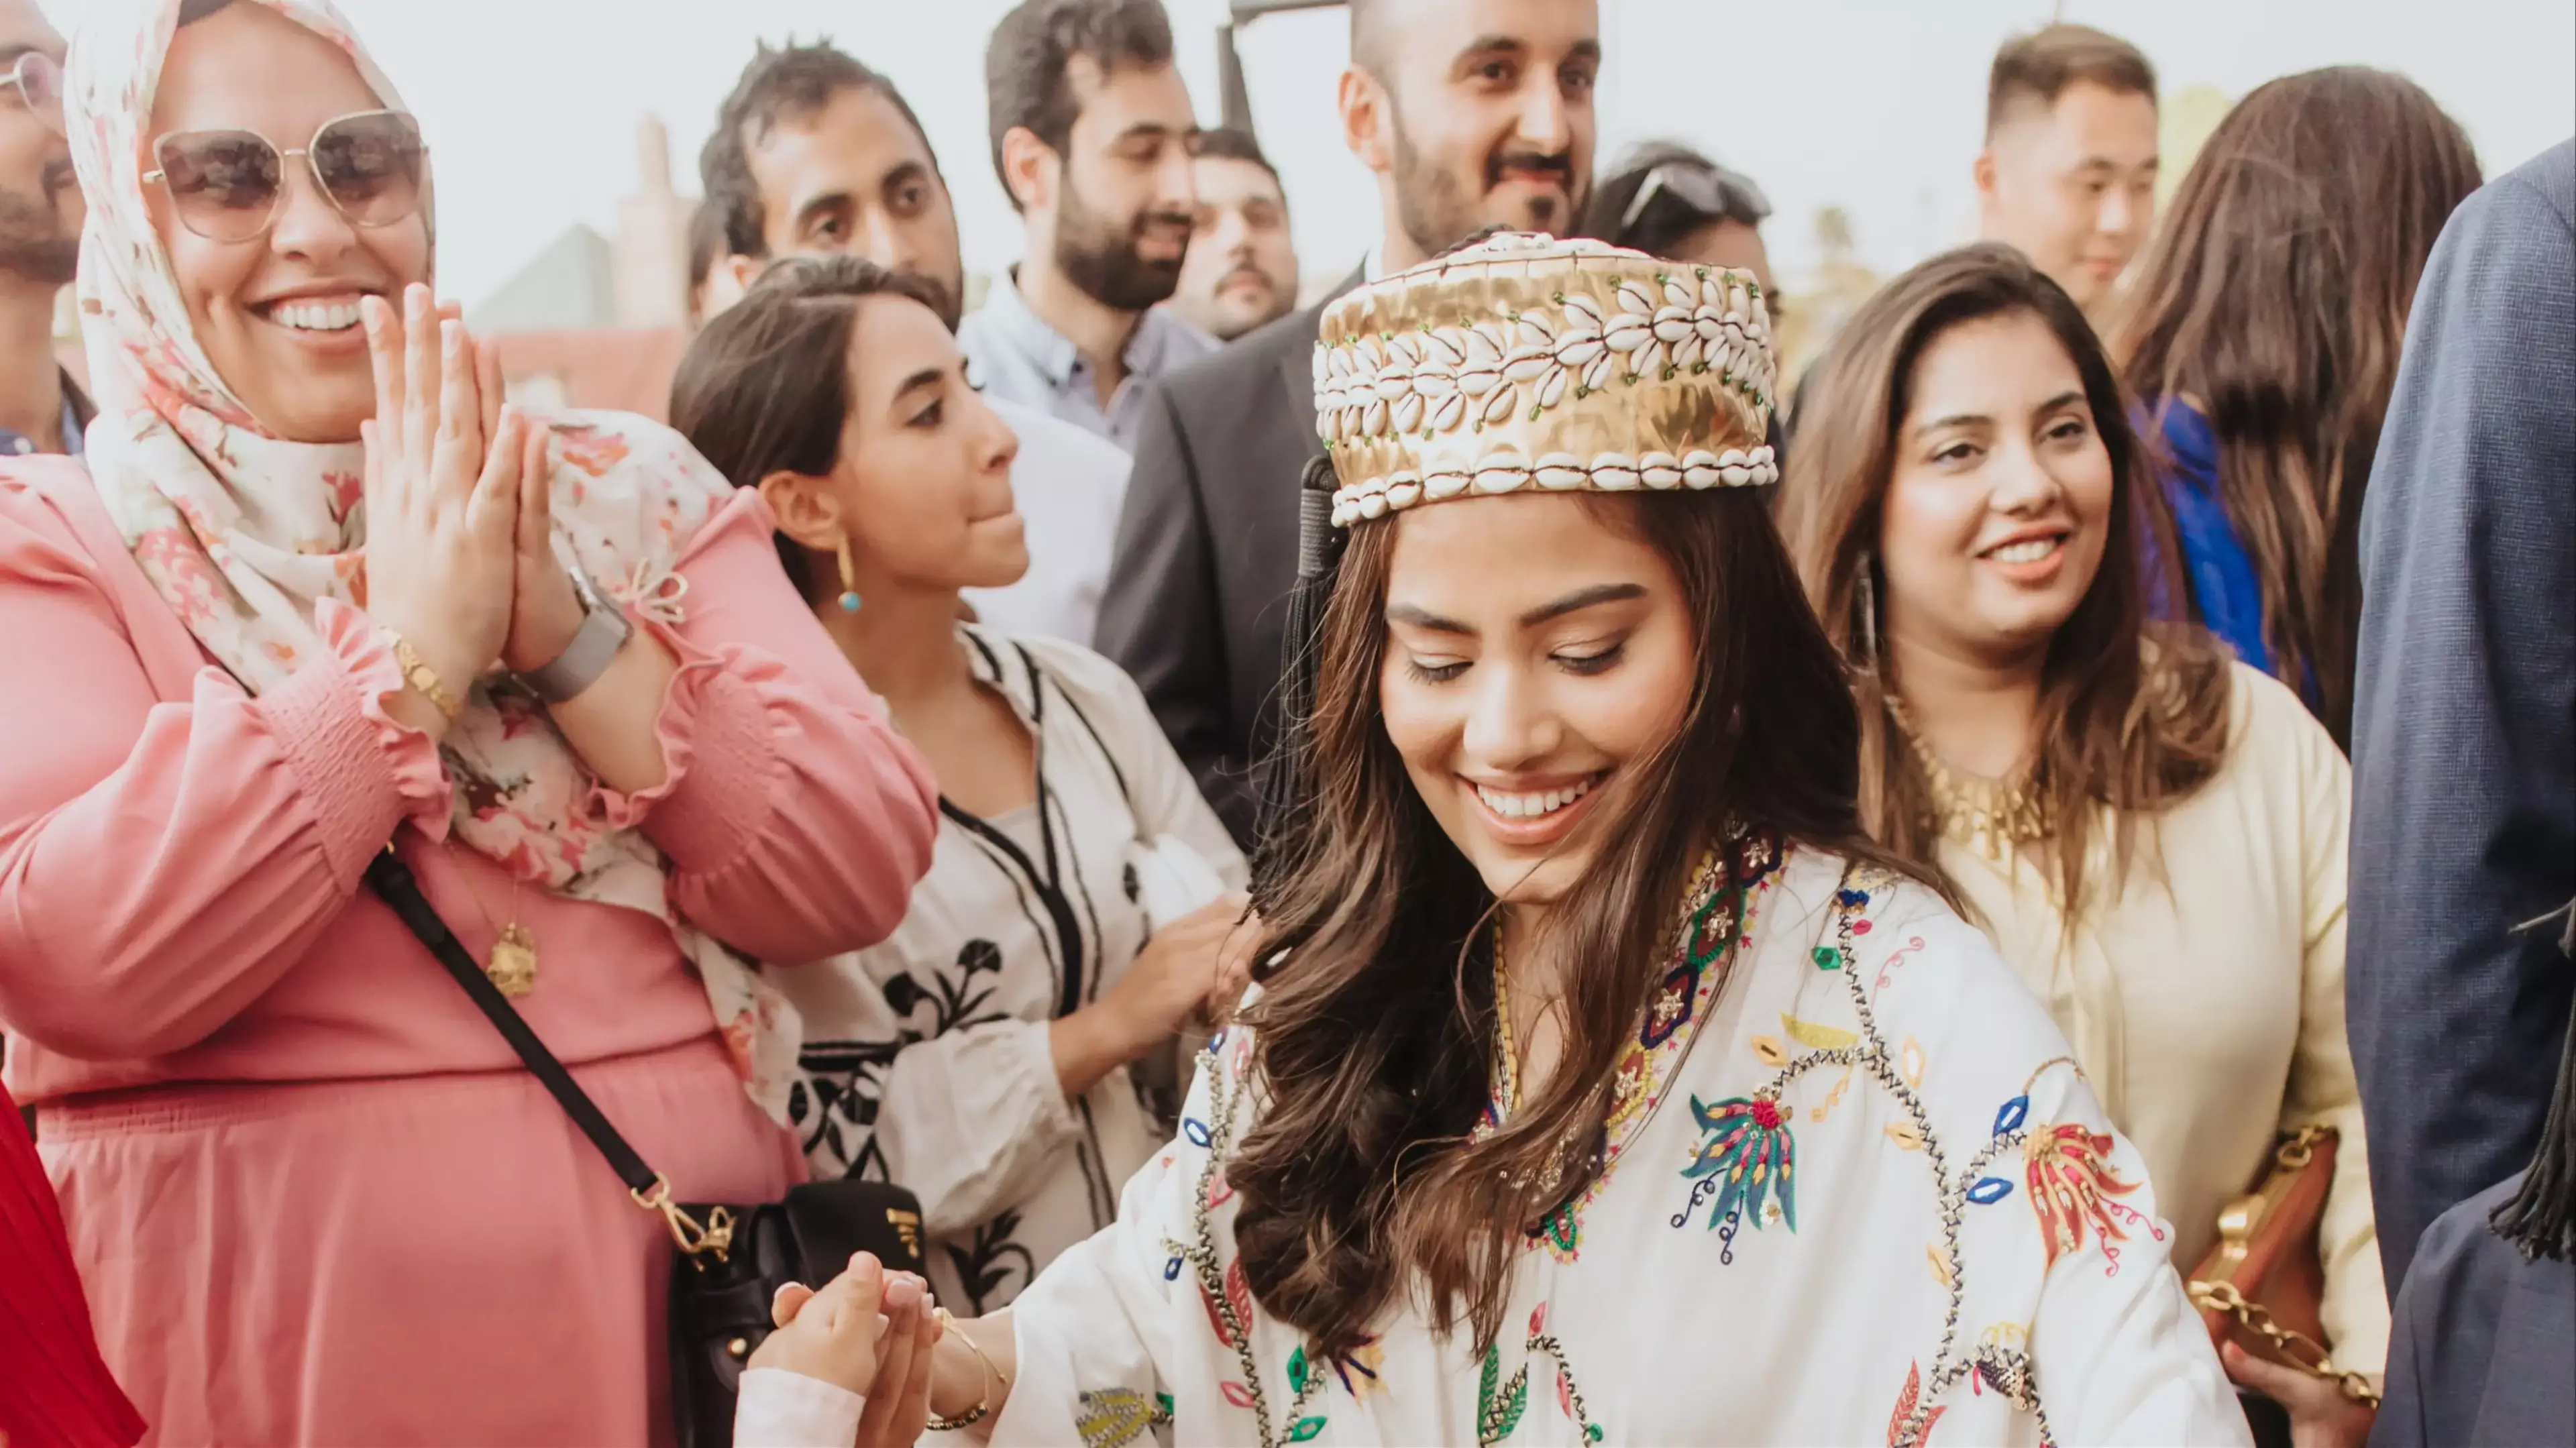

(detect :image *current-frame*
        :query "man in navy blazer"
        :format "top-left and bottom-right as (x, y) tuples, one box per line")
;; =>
(2348, 137), (2576, 1296)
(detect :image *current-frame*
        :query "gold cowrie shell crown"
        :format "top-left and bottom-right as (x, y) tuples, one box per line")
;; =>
(1313, 232), (1780, 528)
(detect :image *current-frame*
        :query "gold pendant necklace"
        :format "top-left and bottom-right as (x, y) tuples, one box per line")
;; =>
(451, 850), (540, 997)
(486, 920), (540, 998)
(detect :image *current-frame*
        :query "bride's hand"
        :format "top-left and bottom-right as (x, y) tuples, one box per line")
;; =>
(855, 1284), (941, 1447)
(748, 1252), (892, 1394)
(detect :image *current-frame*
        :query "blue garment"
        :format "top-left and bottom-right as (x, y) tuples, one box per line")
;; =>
(0, 387), (83, 459)
(2140, 398), (2272, 675)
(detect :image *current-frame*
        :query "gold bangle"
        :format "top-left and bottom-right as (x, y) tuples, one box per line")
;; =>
(384, 630), (464, 720)
(924, 1305), (1009, 1432)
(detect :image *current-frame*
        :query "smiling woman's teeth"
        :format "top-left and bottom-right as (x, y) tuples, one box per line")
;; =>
(1986, 538), (2061, 563)
(272, 300), (363, 333)
(1475, 776), (1596, 820)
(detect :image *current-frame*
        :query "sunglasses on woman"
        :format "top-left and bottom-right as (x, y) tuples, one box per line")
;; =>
(1, 50), (64, 137)
(144, 109), (427, 244)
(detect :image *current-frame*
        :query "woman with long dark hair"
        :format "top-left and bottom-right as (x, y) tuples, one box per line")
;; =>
(2114, 68), (2480, 744)
(883, 234), (2243, 1445)
(1781, 243), (2385, 1446)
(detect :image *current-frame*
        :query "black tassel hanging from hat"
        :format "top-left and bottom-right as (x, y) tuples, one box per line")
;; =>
(2489, 896), (2576, 1262)
(1249, 454), (1349, 920)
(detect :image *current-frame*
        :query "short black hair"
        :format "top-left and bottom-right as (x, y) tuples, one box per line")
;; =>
(1986, 24), (2157, 138)
(1190, 125), (1279, 188)
(669, 254), (949, 600)
(700, 40), (939, 262)
(985, 0), (1177, 213)
(1583, 142), (1772, 257)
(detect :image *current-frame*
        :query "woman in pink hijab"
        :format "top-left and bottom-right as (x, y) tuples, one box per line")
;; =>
(0, 0), (939, 1439)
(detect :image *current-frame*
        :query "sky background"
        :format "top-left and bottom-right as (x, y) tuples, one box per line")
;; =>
(40, 0), (2576, 311)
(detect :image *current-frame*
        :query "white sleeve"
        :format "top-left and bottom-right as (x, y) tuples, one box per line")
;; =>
(989, 1036), (1244, 1444)
(733, 1367), (864, 1448)
(800, 1007), (1081, 1239)
(2020, 1066), (2255, 1447)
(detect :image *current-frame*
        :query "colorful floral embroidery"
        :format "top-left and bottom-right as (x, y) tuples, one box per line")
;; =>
(1075, 1387), (1173, 1448)
(2025, 1121), (2161, 1275)
(1509, 834), (1778, 1262)
(1476, 1341), (1529, 1445)
(1328, 1338), (1386, 1400)
(1680, 1090), (1799, 1231)
(1163, 1038), (1329, 1448)
(1886, 1362), (1948, 1447)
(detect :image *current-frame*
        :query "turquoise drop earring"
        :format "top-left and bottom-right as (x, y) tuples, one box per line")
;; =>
(836, 534), (862, 614)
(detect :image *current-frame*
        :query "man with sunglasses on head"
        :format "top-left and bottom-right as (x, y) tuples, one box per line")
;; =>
(1584, 142), (1778, 308)
(697, 39), (1133, 647)
(0, 2), (85, 459)
(1583, 142), (1788, 471)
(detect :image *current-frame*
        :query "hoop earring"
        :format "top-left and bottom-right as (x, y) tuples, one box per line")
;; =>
(835, 535), (862, 614)
(1852, 554), (1882, 671)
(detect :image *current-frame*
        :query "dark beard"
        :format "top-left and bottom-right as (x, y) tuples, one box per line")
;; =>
(0, 184), (76, 286)
(1052, 174), (1185, 313)
(1389, 111), (1581, 258)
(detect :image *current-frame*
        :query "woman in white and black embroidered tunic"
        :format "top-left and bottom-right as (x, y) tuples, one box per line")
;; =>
(671, 256), (1246, 1315)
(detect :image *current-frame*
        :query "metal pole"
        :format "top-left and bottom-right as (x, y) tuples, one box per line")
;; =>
(1218, 0), (1346, 141)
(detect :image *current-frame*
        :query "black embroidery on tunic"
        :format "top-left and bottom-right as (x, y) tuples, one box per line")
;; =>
(945, 1207), (1040, 1315)
(786, 631), (1165, 1308)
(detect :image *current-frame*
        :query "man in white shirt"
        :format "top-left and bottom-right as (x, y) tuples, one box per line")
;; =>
(698, 40), (1132, 645)
(957, 0), (1217, 451)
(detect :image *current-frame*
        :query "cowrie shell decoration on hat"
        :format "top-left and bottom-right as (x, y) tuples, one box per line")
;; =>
(1314, 232), (1779, 528)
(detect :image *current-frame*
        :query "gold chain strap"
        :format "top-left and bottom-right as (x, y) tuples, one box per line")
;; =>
(2186, 1280), (2380, 1406)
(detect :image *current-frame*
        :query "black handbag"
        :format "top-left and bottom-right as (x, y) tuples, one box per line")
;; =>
(364, 849), (929, 1447)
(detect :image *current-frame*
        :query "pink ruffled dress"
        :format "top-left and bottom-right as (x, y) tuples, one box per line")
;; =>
(0, 458), (938, 1445)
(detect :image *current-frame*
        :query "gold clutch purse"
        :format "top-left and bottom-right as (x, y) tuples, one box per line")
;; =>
(2186, 1125), (2378, 1406)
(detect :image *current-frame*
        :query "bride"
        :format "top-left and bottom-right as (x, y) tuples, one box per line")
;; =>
(759, 233), (2249, 1447)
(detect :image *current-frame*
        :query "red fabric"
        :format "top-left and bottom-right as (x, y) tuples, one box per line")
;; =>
(0, 1084), (144, 1448)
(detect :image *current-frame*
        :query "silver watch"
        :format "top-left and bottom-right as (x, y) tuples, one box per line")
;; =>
(521, 562), (634, 703)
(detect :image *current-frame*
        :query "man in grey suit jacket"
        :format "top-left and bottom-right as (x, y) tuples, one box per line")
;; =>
(1097, 0), (1603, 844)
(2348, 137), (2576, 1292)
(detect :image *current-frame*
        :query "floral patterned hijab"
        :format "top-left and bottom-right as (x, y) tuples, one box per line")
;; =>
(64, 0), (800, 1120)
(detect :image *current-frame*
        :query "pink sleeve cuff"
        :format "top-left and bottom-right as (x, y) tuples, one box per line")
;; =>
(258, 599), (452, 887)
(586, 610), (783, 872)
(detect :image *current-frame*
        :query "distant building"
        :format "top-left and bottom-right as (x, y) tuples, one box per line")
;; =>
(477, 115), (698, 421)
(471, 224), (618, 333)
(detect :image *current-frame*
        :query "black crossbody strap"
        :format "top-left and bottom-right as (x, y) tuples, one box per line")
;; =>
(364, 849), (658, 1196)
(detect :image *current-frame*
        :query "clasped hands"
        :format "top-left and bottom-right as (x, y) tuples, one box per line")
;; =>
(749, 1251), (944, 1447)
(358, 282), (585, 730)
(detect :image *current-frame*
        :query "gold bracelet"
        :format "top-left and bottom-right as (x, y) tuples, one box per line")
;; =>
(924, 1305), (1010, 1432)
(384, 630), (464, 721)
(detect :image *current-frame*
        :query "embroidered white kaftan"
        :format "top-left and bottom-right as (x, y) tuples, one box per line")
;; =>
(986, 840), (2252, 1447)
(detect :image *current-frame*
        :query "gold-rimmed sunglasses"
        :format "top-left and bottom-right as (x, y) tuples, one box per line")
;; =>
(144, 108), (428, 243)
(1, 50), (65, 137)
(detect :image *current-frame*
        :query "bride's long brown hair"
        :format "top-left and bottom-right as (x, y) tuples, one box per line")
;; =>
(1230, 488), (1927, 1359)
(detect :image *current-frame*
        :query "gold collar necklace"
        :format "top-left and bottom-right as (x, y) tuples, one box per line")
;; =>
(1884, 694), (2053, 858)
